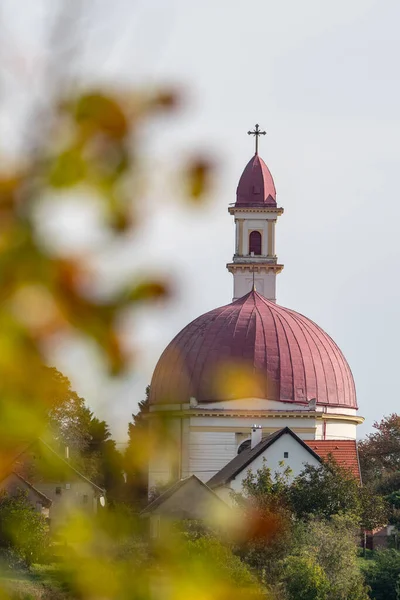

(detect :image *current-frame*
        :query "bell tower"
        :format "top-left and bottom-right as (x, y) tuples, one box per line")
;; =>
(227, 125), (284, 302)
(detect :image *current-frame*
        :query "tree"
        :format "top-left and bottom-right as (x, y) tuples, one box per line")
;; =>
(184, 537), (266, 596)
(290, 515), (370, 600)
(283, 555), (330, 600)
(124, 386), (150, 507)
(364, 549), (400, 600)
(359, 484), (388, 532)
(359, 414), (400, 483)
(289, 457), (361, 521)
(84, 416), (125, 504)
(233, 462), (294, 583)
(45, 367), (92, 457)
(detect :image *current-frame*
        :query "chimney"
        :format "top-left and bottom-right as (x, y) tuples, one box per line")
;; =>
(251, 425), (262, 449)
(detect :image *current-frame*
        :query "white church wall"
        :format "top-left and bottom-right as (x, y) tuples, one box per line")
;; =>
(228, 433), (321, 497)
(326, 407), (358, 416)
(190, 415), (317, 438)
(325, 420), (357, 440)
(233, 270), (276, 302)
(189, 431), (237, 483)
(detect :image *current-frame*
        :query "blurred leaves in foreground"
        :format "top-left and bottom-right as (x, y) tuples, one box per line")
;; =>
(0, 58), (217, 595)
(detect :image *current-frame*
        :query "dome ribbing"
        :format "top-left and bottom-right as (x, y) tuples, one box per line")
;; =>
(149, 291), (357, 409)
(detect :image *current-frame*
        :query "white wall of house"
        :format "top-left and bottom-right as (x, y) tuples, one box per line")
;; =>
(213, 433), (321, 505)
(36, 481), (99, 528)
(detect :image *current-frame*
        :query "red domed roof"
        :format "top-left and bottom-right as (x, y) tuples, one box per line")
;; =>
(149, 291), (357, 409)
(236, 154), (276, 206)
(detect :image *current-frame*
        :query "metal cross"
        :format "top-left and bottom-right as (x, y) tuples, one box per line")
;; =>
(247, 124), (266, 154)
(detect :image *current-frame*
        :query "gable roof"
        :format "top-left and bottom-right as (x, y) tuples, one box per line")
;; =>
(304, 440), (361, 481)
(0, 472), (53, 508)
(7, 439), (105, 495)
(207, 427), (322, 489)
(141, 475), (226, 516)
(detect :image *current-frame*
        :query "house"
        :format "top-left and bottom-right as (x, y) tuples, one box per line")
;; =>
(141, 427), (363, 536)
(2, 439), (105, 529)
(206, 427), (362, 505)
(0, 472), (52, 518)
(141, 475), (230, 539)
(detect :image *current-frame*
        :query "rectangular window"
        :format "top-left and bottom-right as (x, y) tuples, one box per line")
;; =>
(55, 487), (62, 495)
(284, 452), (289, 458)
(82, 495), (88, 505)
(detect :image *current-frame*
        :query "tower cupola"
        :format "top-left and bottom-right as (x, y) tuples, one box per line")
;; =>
(227, 125), (284, 302)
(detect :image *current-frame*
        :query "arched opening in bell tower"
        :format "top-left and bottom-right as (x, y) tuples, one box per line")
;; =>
(249, 230), (262, 255)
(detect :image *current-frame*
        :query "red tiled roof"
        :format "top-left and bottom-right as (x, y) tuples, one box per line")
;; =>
(150, 290), (357, 409)
(305, 440), (361, 481)
(236, 154), (276, 206)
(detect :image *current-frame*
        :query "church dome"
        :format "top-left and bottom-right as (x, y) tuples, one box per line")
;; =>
(236, 154), (276, 206)
(149, 290), (357, 409)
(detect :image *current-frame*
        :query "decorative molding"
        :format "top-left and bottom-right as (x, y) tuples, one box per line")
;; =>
(147, 408), (364, 425)
(228, 206), (284, 216)
(227, 263), (284, 274)
(190, 425), (317, 434)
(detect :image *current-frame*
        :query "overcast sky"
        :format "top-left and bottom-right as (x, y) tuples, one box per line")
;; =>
(4, 0), (400, 441)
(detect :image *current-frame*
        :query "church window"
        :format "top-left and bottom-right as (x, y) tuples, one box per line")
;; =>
(82, 495), (88, 505)
(284, 452), (289, 458)
(55, 487), (62, 495)
(249, 231), (262, 255)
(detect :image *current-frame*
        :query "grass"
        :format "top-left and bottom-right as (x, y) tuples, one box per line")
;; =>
(0, 564), (71, 599)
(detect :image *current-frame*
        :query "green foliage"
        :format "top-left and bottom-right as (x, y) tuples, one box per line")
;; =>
(359, 414), (400, 483)
(124, 386), (150, 507)
(45, 367), (92, 456)
(184, 537), (263, 591)
(0, 492), (49, 566)
(83, 417), (125, 504)
(288, 456), (388, 530)
(236, 461), (375, 598)
(359, 485), (389, 531)
(289, 516), (370, 600)
(386, 491), (400, 528)
(364, 549), (400, 600)
(289, 457), (360, 521)
(233, 463), (294, 584)
(283, 555), (330, 600)
(237, 461), (292, 509)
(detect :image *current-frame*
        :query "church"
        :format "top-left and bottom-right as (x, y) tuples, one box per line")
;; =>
(147, 126), (364, 496)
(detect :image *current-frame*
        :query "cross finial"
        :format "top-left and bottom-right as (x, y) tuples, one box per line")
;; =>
(247, 124), (266, 155)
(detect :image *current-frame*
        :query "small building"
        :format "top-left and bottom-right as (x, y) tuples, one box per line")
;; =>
(141, 475), (229, 539)
(0, 472), (52, 518)
(4, 439), (105, 529)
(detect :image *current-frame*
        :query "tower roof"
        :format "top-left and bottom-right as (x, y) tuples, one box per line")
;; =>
(236, 154), (276, 207)
(149, 290), (357, 409)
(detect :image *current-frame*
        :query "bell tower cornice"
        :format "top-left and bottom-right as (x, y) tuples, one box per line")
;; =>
(228, 205), (284, 216)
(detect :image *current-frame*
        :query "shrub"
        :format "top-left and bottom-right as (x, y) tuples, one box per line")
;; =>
(0, 491), (49, 566)
(283, 555), (330, 600)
